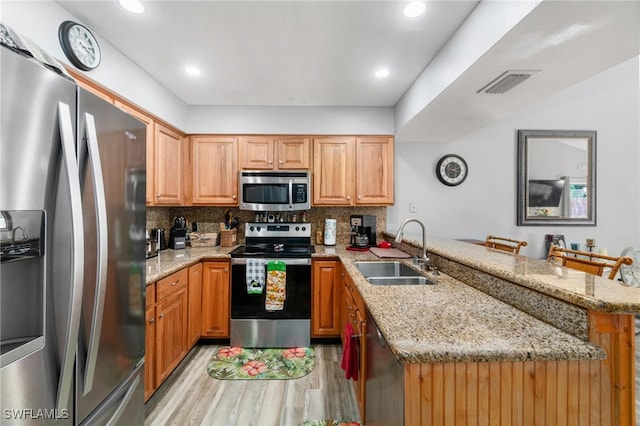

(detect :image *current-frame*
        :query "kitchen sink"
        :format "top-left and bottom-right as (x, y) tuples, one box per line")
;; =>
(354, 261), (422, 278)
(366, 276), (435, 286)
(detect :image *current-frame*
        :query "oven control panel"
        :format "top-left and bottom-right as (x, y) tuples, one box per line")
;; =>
(245, 222), (310, 238)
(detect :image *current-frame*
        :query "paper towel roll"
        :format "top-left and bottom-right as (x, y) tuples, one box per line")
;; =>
(324, 219), (336, 246)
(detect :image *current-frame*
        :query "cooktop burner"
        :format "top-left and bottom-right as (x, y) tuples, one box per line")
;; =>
(230, 222), (314, 258)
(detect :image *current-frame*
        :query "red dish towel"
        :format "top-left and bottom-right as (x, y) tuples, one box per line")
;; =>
(341, 322), (358, 380)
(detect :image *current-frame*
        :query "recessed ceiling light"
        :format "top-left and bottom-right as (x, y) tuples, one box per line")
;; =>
(185, 66), (202, 76)
(119, 0), (145, 14)
(374, 69), (390, 78)
(403, 1), (426, 18)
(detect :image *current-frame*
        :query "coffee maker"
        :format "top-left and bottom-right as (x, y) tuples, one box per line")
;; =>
(169, 217), (187, 249)
(349, 214), (377, 248)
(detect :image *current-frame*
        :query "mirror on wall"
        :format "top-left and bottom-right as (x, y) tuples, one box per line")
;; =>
(517, 129), (596, 226)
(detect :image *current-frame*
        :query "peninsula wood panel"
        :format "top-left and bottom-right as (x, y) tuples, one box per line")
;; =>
(404, 358), (607, 425)
(588, 311), (636, 426)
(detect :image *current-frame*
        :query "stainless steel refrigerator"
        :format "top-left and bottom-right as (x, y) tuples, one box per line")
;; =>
(1, 43), (146, 425)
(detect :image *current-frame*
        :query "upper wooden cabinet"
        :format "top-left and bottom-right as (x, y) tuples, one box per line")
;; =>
(313, 136), (393, 206)
(313, 136), (355, 205)
(154, 123), (187, 205)
(191, 136), (238, 205)
(240, 136), (310, 170)
(113, 101), (155, 206)
(355, 136), (394, 205)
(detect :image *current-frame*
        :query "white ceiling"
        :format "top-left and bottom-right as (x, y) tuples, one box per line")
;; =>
(57, 0), (478, 107)
(56, 1), (640, 142)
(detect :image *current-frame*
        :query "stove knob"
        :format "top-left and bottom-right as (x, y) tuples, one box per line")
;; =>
(295, 226), (300, 231)
(249, 226), (254, 232)
(256, 226), (261, 232)
(301, 226), (306, 231)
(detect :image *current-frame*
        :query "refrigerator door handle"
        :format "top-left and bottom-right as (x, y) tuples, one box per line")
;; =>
(81, 112), (109, 395)
(56, 102), (85, 411)
(106, 374), (140, 426)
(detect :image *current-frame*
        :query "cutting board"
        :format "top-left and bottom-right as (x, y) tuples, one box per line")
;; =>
(369, 247), (412, 259)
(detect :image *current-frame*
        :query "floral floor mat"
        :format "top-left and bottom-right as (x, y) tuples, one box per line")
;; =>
(207, 346), (315, 380)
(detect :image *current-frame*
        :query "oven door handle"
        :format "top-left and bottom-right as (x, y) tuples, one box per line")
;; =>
(231, 257), (311, 266)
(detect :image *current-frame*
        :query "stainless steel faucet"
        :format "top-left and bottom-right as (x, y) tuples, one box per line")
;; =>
(394, 218), (430, 268)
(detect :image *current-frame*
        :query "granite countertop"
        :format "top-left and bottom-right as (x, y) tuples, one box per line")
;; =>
(145, 245), (237, 284)
(146, 241), (611, 364)
(319, 246), (605, 364)
(416, 235), (640, 314)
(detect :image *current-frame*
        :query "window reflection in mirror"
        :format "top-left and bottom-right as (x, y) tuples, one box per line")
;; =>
(517, 130), (596, 226)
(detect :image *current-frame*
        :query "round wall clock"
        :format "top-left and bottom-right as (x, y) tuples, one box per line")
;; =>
(436, 154), (468, 186)
(58, 21), (101, 71)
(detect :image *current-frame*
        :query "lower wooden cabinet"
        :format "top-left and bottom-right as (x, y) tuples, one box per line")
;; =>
(155, 271), (188, 386)
(201, 261), (230, 338)
(144, 284), (156, 401)
(144, 267), (189, 401)
(188, 263), (203, 349)
(341, 267), (367, 422)
(312, 259), (341, 337)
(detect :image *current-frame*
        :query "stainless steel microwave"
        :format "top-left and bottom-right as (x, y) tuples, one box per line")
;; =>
(239, 170), (311, 211)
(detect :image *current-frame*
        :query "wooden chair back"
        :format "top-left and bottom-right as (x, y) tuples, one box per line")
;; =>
(485, 235), (528, 254)
(547, 244), (633, 280)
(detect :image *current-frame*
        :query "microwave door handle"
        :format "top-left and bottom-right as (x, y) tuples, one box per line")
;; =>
(56, 102), (85, 411)
(81, 112), (109, 395)
(288, 179), (293, 209)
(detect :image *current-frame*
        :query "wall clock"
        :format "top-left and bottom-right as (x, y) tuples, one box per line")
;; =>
(435, 154), (468, 186)
(58, 20), (101, 71)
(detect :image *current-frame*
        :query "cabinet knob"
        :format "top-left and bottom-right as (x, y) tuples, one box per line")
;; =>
(346, 195), (351, 200)
(171, 281), (178, 286)
(278, 160), (283, 164)
(149, 318), (155, 324)
(224, 268), (229, 273)
(232, 195), (237, 199)
(159, 313), (165, 318)
(268, 160), (273, 164)
(357, 195), (361, 200)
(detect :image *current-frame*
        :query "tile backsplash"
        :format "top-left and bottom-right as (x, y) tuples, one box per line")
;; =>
(147, 206), (387, 246)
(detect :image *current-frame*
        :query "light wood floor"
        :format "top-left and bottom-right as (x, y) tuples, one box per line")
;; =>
(144, 344), (361, 426)
(147, 324), (640, 426)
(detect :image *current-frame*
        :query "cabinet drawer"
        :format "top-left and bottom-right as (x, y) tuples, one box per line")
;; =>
(146, 283), (155, 309)
(156, 268), (188, 302)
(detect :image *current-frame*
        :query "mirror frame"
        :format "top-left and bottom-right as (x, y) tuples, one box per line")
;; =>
(517, 129), (596, 226)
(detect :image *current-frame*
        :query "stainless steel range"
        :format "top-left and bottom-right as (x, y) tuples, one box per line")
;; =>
(229, 222), (313, 348)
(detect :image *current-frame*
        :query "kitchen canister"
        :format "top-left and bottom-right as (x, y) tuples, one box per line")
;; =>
(323, 219), (337, 246)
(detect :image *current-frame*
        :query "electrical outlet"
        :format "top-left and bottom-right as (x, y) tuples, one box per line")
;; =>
(409, 202), (416, 213)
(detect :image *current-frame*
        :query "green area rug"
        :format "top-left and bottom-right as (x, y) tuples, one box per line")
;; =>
(207, 347), (315, 380)
(300, 422), (361, 426)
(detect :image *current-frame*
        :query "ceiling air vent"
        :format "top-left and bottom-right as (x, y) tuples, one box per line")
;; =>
(477, 70), (540, 94)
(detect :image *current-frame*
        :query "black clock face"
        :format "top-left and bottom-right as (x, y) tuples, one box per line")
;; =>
(436, 154), (468, 186)
(58, 21), (101, 71)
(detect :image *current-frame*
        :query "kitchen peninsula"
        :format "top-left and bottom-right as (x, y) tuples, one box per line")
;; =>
(146, 236), (639, 425)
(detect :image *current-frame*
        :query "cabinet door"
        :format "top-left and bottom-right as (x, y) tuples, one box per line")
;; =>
(201, 261), (230, 337)
(114, 101), (155, 206)
(144, 305), (156, 401)
(155, 123), (185, 205)
(355, 136), (394, 205)
(240, 136), (274, 169)
(155, 287), (188, 385)
(312, 260), (341, 337)
(188, 263), (203, 349)
(192, 136), (238, 205)
(312, 137), (355, 205)
(276, 137), (310, 169)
